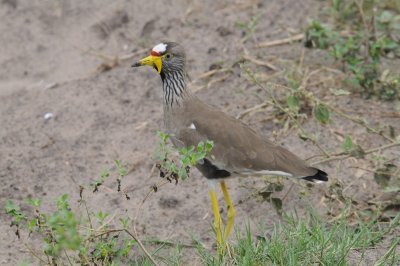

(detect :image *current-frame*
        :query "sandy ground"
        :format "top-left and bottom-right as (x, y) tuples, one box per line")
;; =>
(1, 0), (399, 265)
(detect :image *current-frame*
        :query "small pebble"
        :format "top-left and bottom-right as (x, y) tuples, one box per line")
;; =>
(44, 82), (58, 90)
(44, 112), (54, 120)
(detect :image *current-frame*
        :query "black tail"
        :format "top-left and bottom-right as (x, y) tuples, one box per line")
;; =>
(302, 169), (328, 182)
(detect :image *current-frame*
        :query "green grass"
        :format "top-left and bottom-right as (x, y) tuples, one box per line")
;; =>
(6, 194), (399, 265)
(5, 135), (399, 265)
(304, 1), (400, 100)
(196, 211), (399, 266)
(5, 2), (400, 264)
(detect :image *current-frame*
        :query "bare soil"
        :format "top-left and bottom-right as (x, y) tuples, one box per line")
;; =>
(1, 0), (399, 265)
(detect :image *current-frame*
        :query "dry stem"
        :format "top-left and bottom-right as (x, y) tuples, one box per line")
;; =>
(236, 102), (269, 119)
(242, 54), (278, 71)
(312, 141), (400, 165)
(92, 228), (159, 265)
(255, 33), (304, 49)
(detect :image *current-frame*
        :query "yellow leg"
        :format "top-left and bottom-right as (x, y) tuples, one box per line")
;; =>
(209, 189), (223, 247)
(220, 181), (235, 240)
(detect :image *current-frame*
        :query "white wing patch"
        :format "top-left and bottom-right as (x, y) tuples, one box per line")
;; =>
(189, 123), (196, 130)
(311, 179), (324, 184)
(152, 43), (167, 54)
(239, 169), (293, 177)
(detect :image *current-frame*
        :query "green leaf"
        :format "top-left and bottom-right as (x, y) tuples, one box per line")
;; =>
(119, 218), (129, 229)
(342, 136), (353, 152)
(298, 132), (309, 141)
(314, 104), (330, 124)
(4, 200), (26, 223)
(97, 211), (109, 221)
(26, 198), (41, 207)
(329, 88), (350, 96)
(205, 141), (214, 152)
(181, 157), (190, 165)
(28, 219), (37, 231)
(195, 153), (205, 162)
(179, 168), (188, 180)
(180, 147), (188, 155)
(197, 142), (204, 153)
(287, 95), (300, 111)
(114, 160), (128, 177)
(56, 194), (70, 210)
(100, 168), (110, 179)
(5, 200), (19, 214)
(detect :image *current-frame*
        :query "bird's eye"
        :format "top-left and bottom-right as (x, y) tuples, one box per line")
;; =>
(165, 53), (173, 60)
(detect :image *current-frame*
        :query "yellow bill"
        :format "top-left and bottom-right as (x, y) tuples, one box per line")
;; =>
(131, 55), (162, 73)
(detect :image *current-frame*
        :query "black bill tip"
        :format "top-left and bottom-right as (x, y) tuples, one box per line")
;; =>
(131, 62), (141, 67)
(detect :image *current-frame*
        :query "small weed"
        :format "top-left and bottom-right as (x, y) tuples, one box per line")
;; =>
(304, 1), (400, 100)
(305, 20), (334, 49)
(6, 195), (399, 265)
(196, 211), (400, 265)
(5, 194), (158, 265)
(314, 103), (331, 124)
(154, 131), (213, 182)
(92, 168), (109, 192)
(235, 15), (261, 42)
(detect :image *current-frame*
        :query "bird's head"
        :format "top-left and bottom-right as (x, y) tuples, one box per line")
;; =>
(132, 42), (185, 75)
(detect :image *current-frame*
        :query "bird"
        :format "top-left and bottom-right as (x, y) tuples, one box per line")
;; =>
(132, 41), (328, 250)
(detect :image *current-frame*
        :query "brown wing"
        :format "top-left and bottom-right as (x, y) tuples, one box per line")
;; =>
(176, 99), (317, 178)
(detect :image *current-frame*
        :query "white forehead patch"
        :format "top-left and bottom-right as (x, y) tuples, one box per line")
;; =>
(152, 43), (167, 54)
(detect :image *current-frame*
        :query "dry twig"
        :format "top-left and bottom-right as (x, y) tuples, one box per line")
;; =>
(312, 141), (400, 165)
(93, 228), (159, 265)
(327, 104), (395, 142)
(255, 33), (304, 49)
(242, 54), (278, 71)
(192, 68), (230, 83)
(236, 102), (269, 119)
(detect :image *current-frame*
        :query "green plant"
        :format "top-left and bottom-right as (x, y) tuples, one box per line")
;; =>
(4, 133), (216, 265)
(5, 189), (400, 265)
(196, 211), (400, 265)
(235, 15), (261, 42)
(92, 168), (110, 192)
(305, 20), (335, 49)
(5, 194), (160, 265)
(154, 131), (214, 181)
(304, 1), (400, 100)
(4, 157), (166, 265)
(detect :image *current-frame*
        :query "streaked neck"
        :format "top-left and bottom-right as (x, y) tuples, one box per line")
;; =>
(161, 70), (191, 108)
